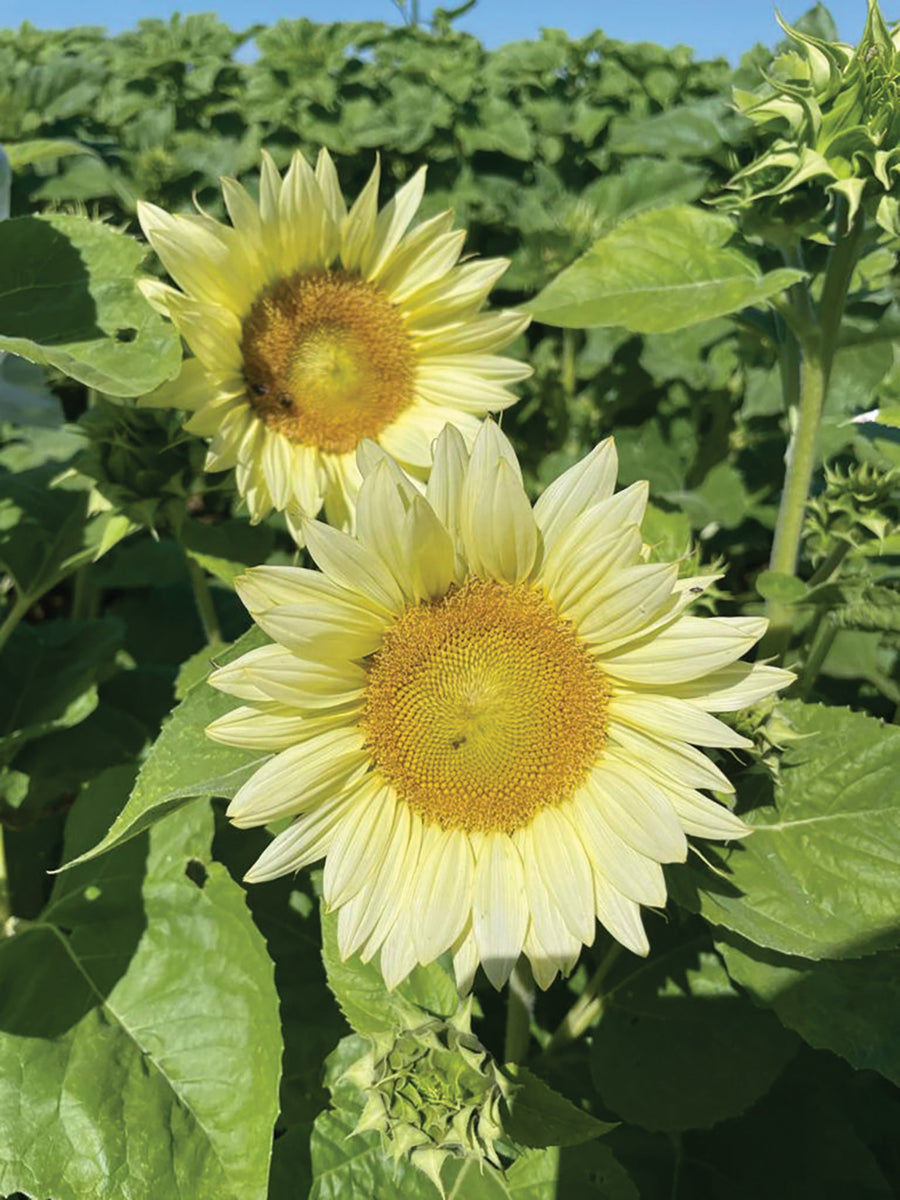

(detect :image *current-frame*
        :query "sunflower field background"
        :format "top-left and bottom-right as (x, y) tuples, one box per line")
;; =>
(2, 3), (900, 1198)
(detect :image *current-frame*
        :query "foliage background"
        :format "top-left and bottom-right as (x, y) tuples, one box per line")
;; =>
(1, 6), (899, 1199)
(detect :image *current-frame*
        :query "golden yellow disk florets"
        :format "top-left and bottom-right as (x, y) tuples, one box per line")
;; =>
(361, 579), (611, 834)
(240, 270), (415, 454)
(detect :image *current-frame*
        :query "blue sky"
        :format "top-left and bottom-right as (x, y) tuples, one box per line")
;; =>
(0, 0), (890, 62)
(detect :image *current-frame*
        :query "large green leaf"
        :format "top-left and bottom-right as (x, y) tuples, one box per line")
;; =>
(588, 930), (797, 1131)
(62, 625), (270, 868)
(0, 213), (181, 397)
(526, 206), (803, 333)
(213, 823), (346, 1128)
(624, 1049), (896, 1200)
(504, 1065), (615, 1149)
(0, 617), (122, 760)
(673, 701), (900, 960)
(718, 935), (900, 1086)
(320, 905), (459, 1035)
(0, 766), (281, 1200)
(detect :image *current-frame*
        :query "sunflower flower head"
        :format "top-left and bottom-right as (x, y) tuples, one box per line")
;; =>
(207, 422), (793, 992)
(136, 150), (530, 542)
(344, 1005), (513, 1197)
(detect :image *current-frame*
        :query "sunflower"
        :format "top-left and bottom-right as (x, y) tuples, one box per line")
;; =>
(136, 150), (530, 540)
(207, 424), (792, 991)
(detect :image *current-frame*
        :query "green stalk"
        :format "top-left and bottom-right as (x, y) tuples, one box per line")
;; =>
(805, 540), (851, 590)
(561, 328), (577, 401)
(0, 826), (9, 930)
(544, 942), (621, 1054)
(71, 566), (99, 621)
(796, 612), (839, 699)
(186, 556), (223, 646)
(762, 206), (865, 658)
(504, 957), (534, 1065)
(0, 592), (31, 656)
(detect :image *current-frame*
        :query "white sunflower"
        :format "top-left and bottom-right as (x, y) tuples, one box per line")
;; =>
(136, 150), (530, 541)
(207, 423), (792, 991)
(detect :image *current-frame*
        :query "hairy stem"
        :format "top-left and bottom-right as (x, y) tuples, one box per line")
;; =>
(544, 942), (622, 1054)
(0, 592), (31, 656)
(504, 957), (534, 1065)
(806, 540), (851, 590)
(71, 566), (99, 621)
(763, 206), (865, 658)
(0, 826), (8, 928)
(796, 612), (839, 699)
(186, 556), (222, 646)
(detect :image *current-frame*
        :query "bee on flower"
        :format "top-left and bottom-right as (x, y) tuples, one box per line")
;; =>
(136, 150), (530, 542)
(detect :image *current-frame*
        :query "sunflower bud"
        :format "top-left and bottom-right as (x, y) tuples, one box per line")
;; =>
(74, 399), (204, 534)
(732, 695), (805, 782)
(721, 2), (900, 236)
(804, 461), (899, 565)
(343, 1008), (516, 1198)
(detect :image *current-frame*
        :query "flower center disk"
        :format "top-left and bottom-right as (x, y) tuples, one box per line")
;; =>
(241, 270), (415, 454)
(361, 580), (611, 834)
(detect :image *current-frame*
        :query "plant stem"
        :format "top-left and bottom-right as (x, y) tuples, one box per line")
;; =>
(806, 540), (851, 590)
(762, 206), (865, 658)
(186, 556), (222, 646)
(504, 957), (534, 1065)
(71, 567), (99, 621)
(0, 826), (9, 929)
(0, 592), (31, 656)
(561, 328), (577, 400)
(796, 612), (838, 699)
(544, 942), (621, 1055)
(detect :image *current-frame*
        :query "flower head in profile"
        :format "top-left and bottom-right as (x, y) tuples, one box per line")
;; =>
(208, 424), (792, 991)
(136, 151), (530, 541)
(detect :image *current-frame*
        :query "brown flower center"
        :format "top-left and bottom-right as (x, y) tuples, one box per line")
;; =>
(241, 270), (415, 454)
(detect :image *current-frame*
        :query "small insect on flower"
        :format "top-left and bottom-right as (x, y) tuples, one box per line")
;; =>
(136, 150), (530, 542)
(207, 423), (793, 992)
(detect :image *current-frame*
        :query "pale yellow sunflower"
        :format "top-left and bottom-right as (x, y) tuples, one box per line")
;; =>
(136, 151), (530, 540)
(207, 424), (792, 991)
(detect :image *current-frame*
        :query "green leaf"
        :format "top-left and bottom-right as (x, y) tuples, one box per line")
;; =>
(442, 1145), (638, 1200)
(718, 935), (900, 1086)
(0, 617), (122, 760)
(503, 1065), (616, 1149)
(589, 933), (797, 1131)
(673, 701), (900, 959)
(0, 766), (281, 1200)
(0, 214), (181, 397)
(60, 625), (269, 868)
(526, 206), (804, 333)
(0, 353), (63, 428)
(860, 404), (900, 428)
(5, 138), (94, 169)
(668, 461), (752, 531)
(213, 824), (346, 1128)
(320, 904), (459, 1035)
(0, 461), (133, 602)
(308, 1104), (444, 1200)
(755, 569), (808, 603)
(181, 518), (277, 586)
(636, 1049), (895, 1200)
(606, 99), (738, 158)
(641, 504), (692, 563)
